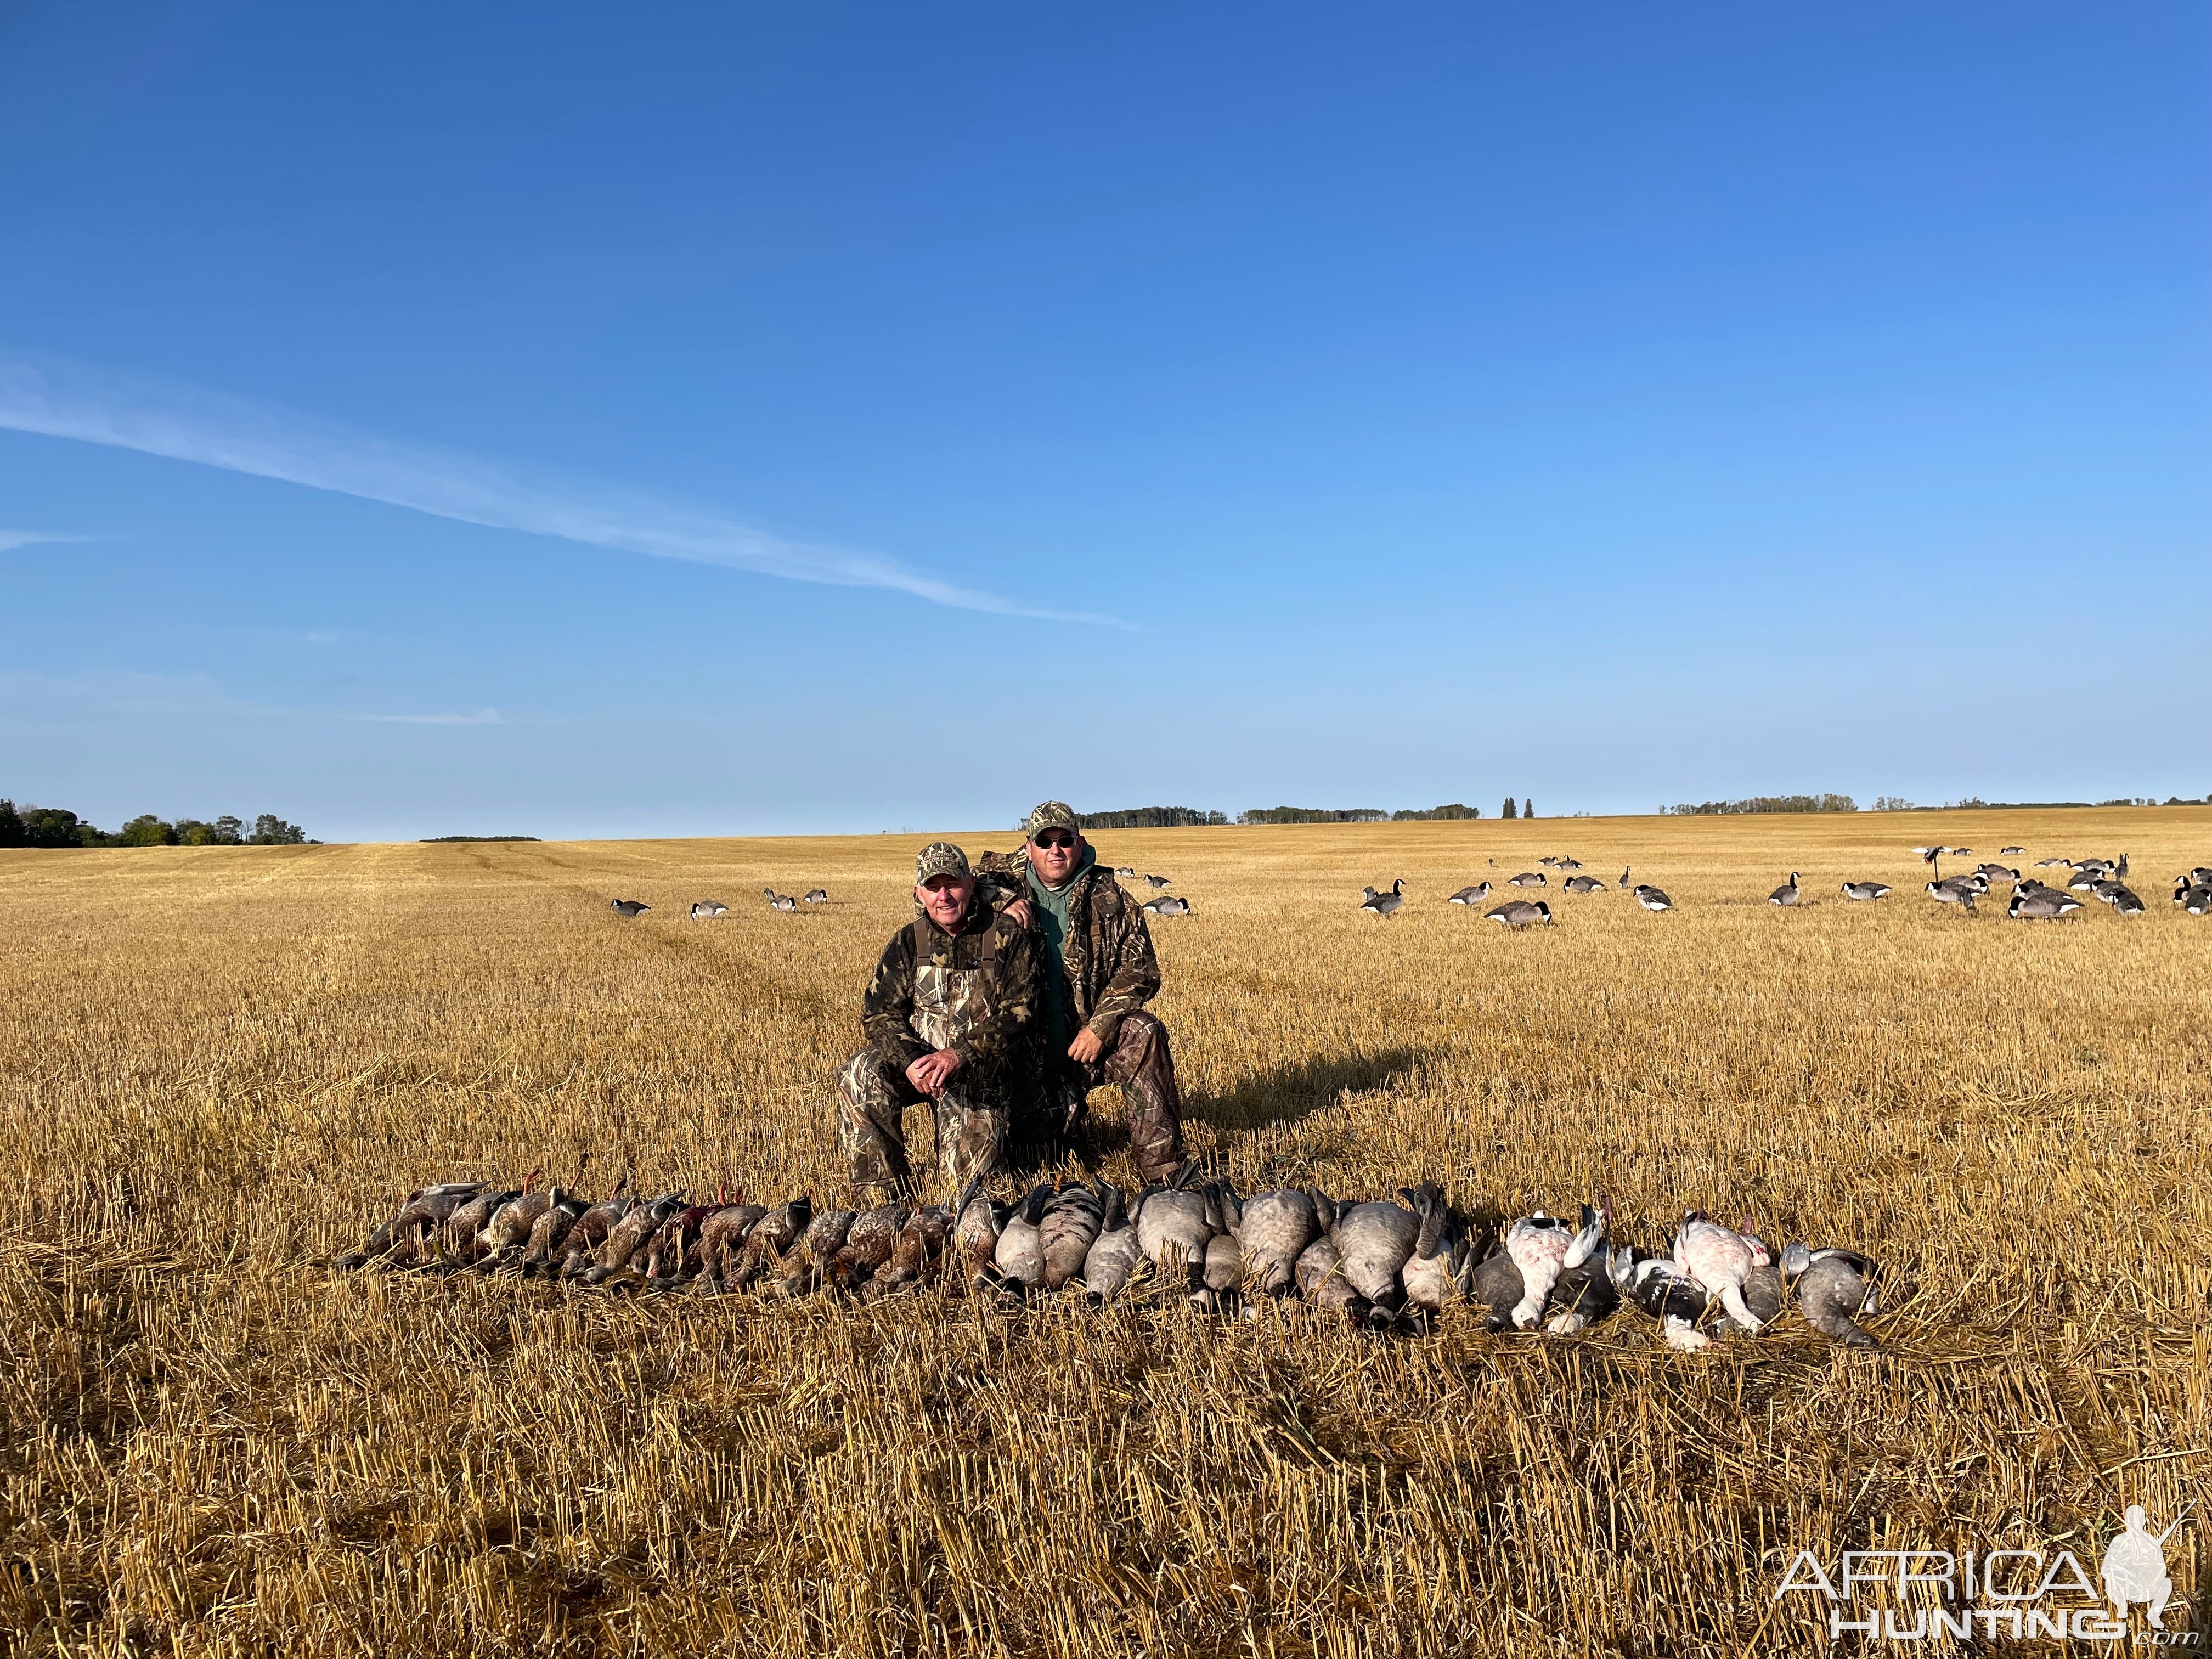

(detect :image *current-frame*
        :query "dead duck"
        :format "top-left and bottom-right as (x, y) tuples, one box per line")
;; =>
(1840, 881), (1891, 901)
(1080, 1181), (1145, 1305)
(952, 1179), (1011, 1274)
(1038, 1181), (1107, 1290)
(989, 1182), (1057, 1294)
(1232, 1187), (1319, 1295)
(1447, 883), (1491, 906)
(1488, 1204), (1606, 1331)
(336, 1180), (487, 1269)
(1485, 899), (1551, 929)
(438, 1183), (524, 1268)
(869, 1202), (955, 1297)
(1768, 872), (1801, 906)
(832, 1201), (909, 1292)
(520, 1187), (593, 1276)
(1133, 1160), (1218, 1290)
(775, 1207), (856, 1296)
(477, 1167), (556, 1257)
(1780, 1243), (1883, 1348)
(1561, 874), (1606, 895)
(1329, 1192), (1423, 1328)
(1293, 1233), (1370, 1325)
(557, 1173), (635, 1277)
(692, 1199), (765, 1289)
(726, 1197), (814, 1290)
(582, 1193), (685, 1285)
(1672, 1212), (1770, 1333)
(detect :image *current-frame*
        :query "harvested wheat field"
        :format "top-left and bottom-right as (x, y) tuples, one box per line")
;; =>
(2, 809), (2208, 1657)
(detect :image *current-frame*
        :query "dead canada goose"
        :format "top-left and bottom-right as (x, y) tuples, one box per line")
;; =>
(1672, 1212), (1771, 1333)
(2010, 889), (2083, 921)
(610, 899), (649, 918)
(1359, 879), (1406, 916)
(1232, 1188), (1320, 1296)
(1293, 1232), (1370, 1324)
(1133, 1160), (1217, 1289)
(690, 900), (727, 919)
(1142, 874), (1172, 890)
(1633, 884), (1672, 912)
(1397, 1184), (1464, 1324)
(803, 888), (829, 904)
(1768, 872), (1801, 906)
(1561, 874), (1606, 894)
(1329, 1193), (1423, 1328)
(1142, 895), (1191, 916)
(1506, 871), (1547, 888)
(1780, 1243), (1883, 1348)
(952, 1179), (1011, 1274)
(1079, 1182), (1144, 1305)
(1447, 883), (1491, 905)
(1485, 899), (1551, 929)
(1038, 1181), (1107, 1289)
(990, 1182), (1057, 1294)
(1839, 881), (1891, 901)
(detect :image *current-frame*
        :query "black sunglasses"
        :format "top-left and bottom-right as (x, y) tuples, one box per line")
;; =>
(1032, 831), (1077, 849)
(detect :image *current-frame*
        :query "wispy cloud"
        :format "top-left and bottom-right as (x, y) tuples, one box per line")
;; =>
(0, 528), (89, 554)
(349, 708), (504, 725)
(0, 354), (1124, 625)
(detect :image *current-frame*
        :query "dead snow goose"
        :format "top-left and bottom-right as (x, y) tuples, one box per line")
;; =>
(1672, 1212), (1770, 1333)
(1493, 1204), (1606, 1331)
(1780, 1243), (1883, 1348)
(1606, 1248), (1712, 1352)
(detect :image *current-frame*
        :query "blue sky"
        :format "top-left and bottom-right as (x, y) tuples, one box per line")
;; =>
(2, 3), (2205, 839)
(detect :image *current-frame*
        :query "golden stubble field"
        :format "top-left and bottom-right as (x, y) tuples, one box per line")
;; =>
(2, 809), (2208, 1658)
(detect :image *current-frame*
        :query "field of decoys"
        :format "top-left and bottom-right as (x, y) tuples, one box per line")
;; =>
(3, 805), (2207, 1656)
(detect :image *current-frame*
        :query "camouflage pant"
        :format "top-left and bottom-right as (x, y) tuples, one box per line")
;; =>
(1045, 1009), (1187, 1183)
(836, 1049), (1009, 1195)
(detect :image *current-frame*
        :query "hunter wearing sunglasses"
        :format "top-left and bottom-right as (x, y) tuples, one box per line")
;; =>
(977, 800), (1188, 1183)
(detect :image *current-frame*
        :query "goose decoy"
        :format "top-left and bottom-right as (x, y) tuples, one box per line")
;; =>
(1485, 899), (1551, 929)
(1617, 866), (1632, 890)
(1506, 871), (1547, 888)
(689, 900), (727, 919)
(1080, 1181), (1144, 1305)
(2116, 852), (2129, 877)
(1839, 881), (1891, 901)
(1973, 863), (2019, 884)
(1328, 1194), (1422, 1329)
(1556, 855), (1583, 870)
(1633, 884), (1672, 912)
(1781, 1243), (1883, 1348)
(1672, 1212), (1770, 1333)
(803, 888), (830, 904)
(2105, 884), (2145, 916)
(768, 892), (798, 912)
(1114, 865), (1137, 878)
(1999, 845), (2025, 855)
(1141, 895), (1190, 916)
(610, 899), (650, 918)
(1950, 847), (1973, 857)
(1561, 874), (1606, 894)
(2010, 889), (2084, 921)
(1231, 1188), (1319, 1296)
(2189, 867), (2212, 887)
(2034, 857), (2071, 868)
(2177, 884), (2212, 916)
(1536, 856), (1558, 867)
(1767, 872), (1801, 906)
(1359, 879), (1406, 917)
(1925, 879), (1976, 913)
(1142, 874), (1172, 890)
(1446, 883), (1491, 906)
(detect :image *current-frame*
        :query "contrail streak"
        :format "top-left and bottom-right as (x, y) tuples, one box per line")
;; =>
(0, 356), (1123, 625)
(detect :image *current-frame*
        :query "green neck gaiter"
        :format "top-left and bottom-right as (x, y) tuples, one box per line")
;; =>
(1026, 844), (1093, 1049)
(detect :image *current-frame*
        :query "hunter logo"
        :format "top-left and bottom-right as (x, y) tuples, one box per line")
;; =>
(1773, 1508), (2197, 1644)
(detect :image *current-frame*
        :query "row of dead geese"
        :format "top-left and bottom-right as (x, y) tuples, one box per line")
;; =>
(334, 1166), (1884, 1352)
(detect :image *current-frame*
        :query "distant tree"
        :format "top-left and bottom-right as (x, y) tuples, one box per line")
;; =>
(213, 815), (244, 844)
(20, 806), (94, 847)
(0, 799), (21, 848)
(174, 819), (218, 845)
(115, 814), (178, 847)
(1238, 806), (1388, 825)
(1502, 796), (1516, 820)
(1523, 799), (1536, 819)
(1069, 806), (1228, 830)
(1391, 803), (1481, 821)
(250, 813), (308, 845)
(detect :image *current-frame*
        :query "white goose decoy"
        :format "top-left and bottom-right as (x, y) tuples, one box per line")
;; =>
(1485, 899), (1551, 929)
(1839, 881), (1890, 901)
(1672, 1212), (1770, 1333)
(1446, 883), (1491, 906)
(1359, 879), (1407, 917)
(1498, 1205), (1606, 1330)
(1768, 872), (1801, 906)
(1506, 871), (1547, 888)
(1633, 884), (1673, 912)
(690, 900), (728, 919)
(1141, 895), (1190, 916)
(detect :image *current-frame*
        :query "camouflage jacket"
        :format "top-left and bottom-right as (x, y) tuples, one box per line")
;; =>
(860, 900), (1036, 1076)
(975, 851), (1161, 1046)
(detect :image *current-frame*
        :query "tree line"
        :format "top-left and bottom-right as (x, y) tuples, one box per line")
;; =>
(1053, 801), (1540, 827)
(1664, 794), (1857, 816)
(0, 800), (314, 848)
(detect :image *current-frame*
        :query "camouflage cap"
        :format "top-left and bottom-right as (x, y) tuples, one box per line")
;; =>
(1024, 800), (1080, 842)
(914, 841), (972, 883)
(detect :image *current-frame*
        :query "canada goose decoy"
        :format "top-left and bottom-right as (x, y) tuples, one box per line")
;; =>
(1114, 865), (1137, 878)
(2035, 857), (2070, 868)
(1607, 1249), (1712, 1352)
(804, 888), (830, 904)
(1142, 895), (1191, 916)
(1081, 1181), (1145, 1304)
(1950, 847), (1973, 857)
(1231, 1188), (1319, 1297)
(2010, 888), (2083, 920)
(610, 899), (649, 918)
(1142, 874), (1172, 890)
(1359, 879), (1406, 917)
(1618, 866), (1632, 890)
(1839, 881), (1891, 901)
(2104, 884), (2145, 916)
(1768, 872), (1801, 906)
(1973, 863), (2019, 884)
(1506, 871), (1547, 888)
(1447, 883), (1491, 906)
(2177, 884), (2212, 916)
(1999, 845), (2025, 855)
(690, 900), (727, 919)
(1556, 855), (1583, 870)
(2189, 867), (2212, 887)
(1561, 874), (1606, 894)
(1672, 1212), (1770, 1333)
(1781, 1243), (1883, 1348)
(1925, 879), (1976, 913)
(1633, 885), (1673, 912)
(1328, 1194), (1422, 1329)
(1485, 899), (1551, 929)
(2116, 851), (2129, 877)
(1536, 856), (1557, 867)
(1038, 1181), (1107, 1290)
(768, 892), (798, 912)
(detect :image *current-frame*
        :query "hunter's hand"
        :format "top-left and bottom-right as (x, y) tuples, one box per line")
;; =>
(906, 1048), (962, 1096)
(1004, 897), (1034, 929)
(1066, 1026), (1105, 1065)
